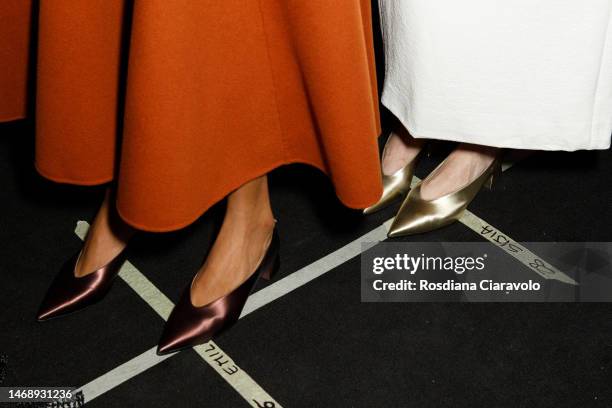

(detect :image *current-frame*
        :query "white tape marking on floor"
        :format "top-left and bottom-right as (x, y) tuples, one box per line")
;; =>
(74, 221), (282, 408)
(458, 211), (577, 285)
(241, 222), (390, 318)
(414, 161), (575, 285)
(70, 152), (561, 406)
(416, 163), (575, 285)
(78, 347), (174, 402)
(243, 158), (573, 318)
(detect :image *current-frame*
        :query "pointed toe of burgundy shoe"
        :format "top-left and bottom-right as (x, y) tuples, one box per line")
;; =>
(36, 248), (128, 321)
(36, 302), (62, 322)
(155, 282), (243, 356)
(36, 293), (72, 321)
(156, 229), (280, 355)
(156, 340), (178, 356)
(155, 298), (203, 355)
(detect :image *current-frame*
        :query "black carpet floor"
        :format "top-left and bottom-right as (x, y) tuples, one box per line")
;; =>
(1, 115), (611, 408)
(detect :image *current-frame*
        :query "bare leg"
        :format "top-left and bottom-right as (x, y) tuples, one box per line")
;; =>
(420, 144), (499, 201)
(381, 125), (425, 176)
(190, 176), (276, 307)
(75, 188), (136, 277)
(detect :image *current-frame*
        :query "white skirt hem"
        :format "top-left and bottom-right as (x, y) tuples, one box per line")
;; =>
(382, 85), (612, 152)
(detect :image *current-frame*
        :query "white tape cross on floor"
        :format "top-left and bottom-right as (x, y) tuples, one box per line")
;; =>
(412, 175), (577, 286)
(73, 222), (282, 408)
(61, 156), (573, 407)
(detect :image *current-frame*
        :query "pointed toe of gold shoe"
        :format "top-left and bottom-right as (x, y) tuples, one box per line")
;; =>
(387, 183), (460, 237)
(363, 182), (405, 215)
(387, 157), (502, 238)
(387, 201), (436, 238)
(363, 152), (423, 215)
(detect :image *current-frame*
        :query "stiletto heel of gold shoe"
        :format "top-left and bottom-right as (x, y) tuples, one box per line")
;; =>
(388, 155), (503, 237)
(425, 141), (438, 158)
(156, 228), (280, 355)
(363, 136), (426, 215)
(484, 161), (501, 190)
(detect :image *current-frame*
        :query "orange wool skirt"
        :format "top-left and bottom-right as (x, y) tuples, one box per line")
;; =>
(0, 0), (382, 232)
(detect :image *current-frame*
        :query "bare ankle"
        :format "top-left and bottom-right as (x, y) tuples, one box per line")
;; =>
(381, 128), (425, 176)
(224, 176), (275, 229)
(76, 191), (135, 277)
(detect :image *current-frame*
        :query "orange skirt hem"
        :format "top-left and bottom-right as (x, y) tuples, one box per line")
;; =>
(0, 115), (26, 123)
(34, 161), (114, 186)
(35, 157), (378, 233)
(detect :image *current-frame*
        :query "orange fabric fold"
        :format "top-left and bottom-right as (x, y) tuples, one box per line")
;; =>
(1, 0), (382, 231)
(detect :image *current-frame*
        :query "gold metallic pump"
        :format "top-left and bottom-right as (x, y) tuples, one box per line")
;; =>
(363, 138), (426, 215)
(387, 155), (502, 237)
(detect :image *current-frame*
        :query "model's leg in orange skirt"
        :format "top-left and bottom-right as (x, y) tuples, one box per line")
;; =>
(17, 0), (382, 346)
(76, 173), (276, 309)
(74, 188), (136, 277)
(190, 176), (276, 307)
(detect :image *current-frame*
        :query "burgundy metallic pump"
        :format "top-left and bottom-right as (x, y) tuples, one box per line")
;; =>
(36, 248), (128, 321)
(156, 228), (280, 355)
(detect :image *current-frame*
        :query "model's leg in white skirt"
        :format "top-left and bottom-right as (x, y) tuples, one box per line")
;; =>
(374, 0), (612, 235)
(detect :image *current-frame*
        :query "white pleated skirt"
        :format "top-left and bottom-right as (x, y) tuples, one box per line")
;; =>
(378, 0), (612, 151)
